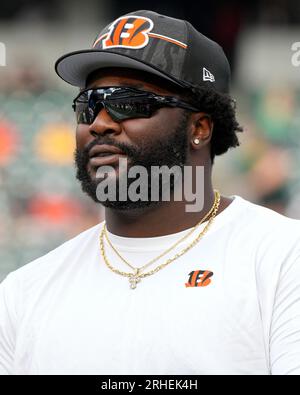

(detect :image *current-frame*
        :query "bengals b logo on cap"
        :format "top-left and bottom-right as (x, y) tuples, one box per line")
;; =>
(93, 16), (154, 50)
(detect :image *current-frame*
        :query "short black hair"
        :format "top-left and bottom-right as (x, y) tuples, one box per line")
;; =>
(184, 85), (243, 164)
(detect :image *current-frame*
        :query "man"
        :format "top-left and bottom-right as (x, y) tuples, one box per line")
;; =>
(1, 10), (300, 375)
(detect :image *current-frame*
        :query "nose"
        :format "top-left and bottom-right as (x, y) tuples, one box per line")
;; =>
(88, 105), (122, 138)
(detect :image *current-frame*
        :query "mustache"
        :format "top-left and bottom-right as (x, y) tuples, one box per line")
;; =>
(80, 137), (139, 160)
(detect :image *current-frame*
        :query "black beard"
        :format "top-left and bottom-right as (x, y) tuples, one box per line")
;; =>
(74, 112), (189, 210)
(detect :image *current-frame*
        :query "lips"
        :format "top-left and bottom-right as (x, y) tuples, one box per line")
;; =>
(89, 144), (125, 159)
(88, 144), (127, 167)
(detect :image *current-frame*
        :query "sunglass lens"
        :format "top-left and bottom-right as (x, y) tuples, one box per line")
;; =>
(106, 101), (155, 121)
(74, 103), (92, 124)
(74, 89), (161, 124)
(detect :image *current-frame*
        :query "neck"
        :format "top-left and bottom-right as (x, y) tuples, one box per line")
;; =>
(104, 168), (229, 237)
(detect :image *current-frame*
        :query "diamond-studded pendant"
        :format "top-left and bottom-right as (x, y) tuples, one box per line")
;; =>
(129, 268), (141, 289)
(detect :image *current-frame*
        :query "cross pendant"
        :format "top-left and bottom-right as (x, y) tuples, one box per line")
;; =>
(129, 268), (141, 289)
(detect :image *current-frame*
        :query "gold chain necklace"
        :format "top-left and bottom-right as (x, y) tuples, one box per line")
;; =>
(99, 190), (220, 289)
(103, 191), (219, 273)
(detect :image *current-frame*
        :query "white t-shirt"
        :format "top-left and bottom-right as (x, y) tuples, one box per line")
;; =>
(1, 196), (300, 375)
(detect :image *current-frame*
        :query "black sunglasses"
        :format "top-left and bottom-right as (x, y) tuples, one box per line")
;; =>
(72, 86), (200, 124)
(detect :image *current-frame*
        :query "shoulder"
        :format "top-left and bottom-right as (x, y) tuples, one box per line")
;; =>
(231, 196), (300, 277)
(0, 221), (104, 291)
(230, 195), (300, 241)
(0, 222), (105, 334)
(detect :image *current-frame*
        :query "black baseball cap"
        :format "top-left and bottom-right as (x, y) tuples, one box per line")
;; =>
(55, 10), (231, 93)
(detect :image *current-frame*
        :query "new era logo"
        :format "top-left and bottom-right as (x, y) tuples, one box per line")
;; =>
(203, 67), (215, 82)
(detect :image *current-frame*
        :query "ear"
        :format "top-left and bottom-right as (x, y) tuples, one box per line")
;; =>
(190, 112), (214, 150)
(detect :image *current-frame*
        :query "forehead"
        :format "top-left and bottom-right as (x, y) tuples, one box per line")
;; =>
(85, 67), (184, 96)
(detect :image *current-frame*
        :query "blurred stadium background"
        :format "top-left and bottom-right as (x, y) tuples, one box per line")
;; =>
(1, 0), (300, 280)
